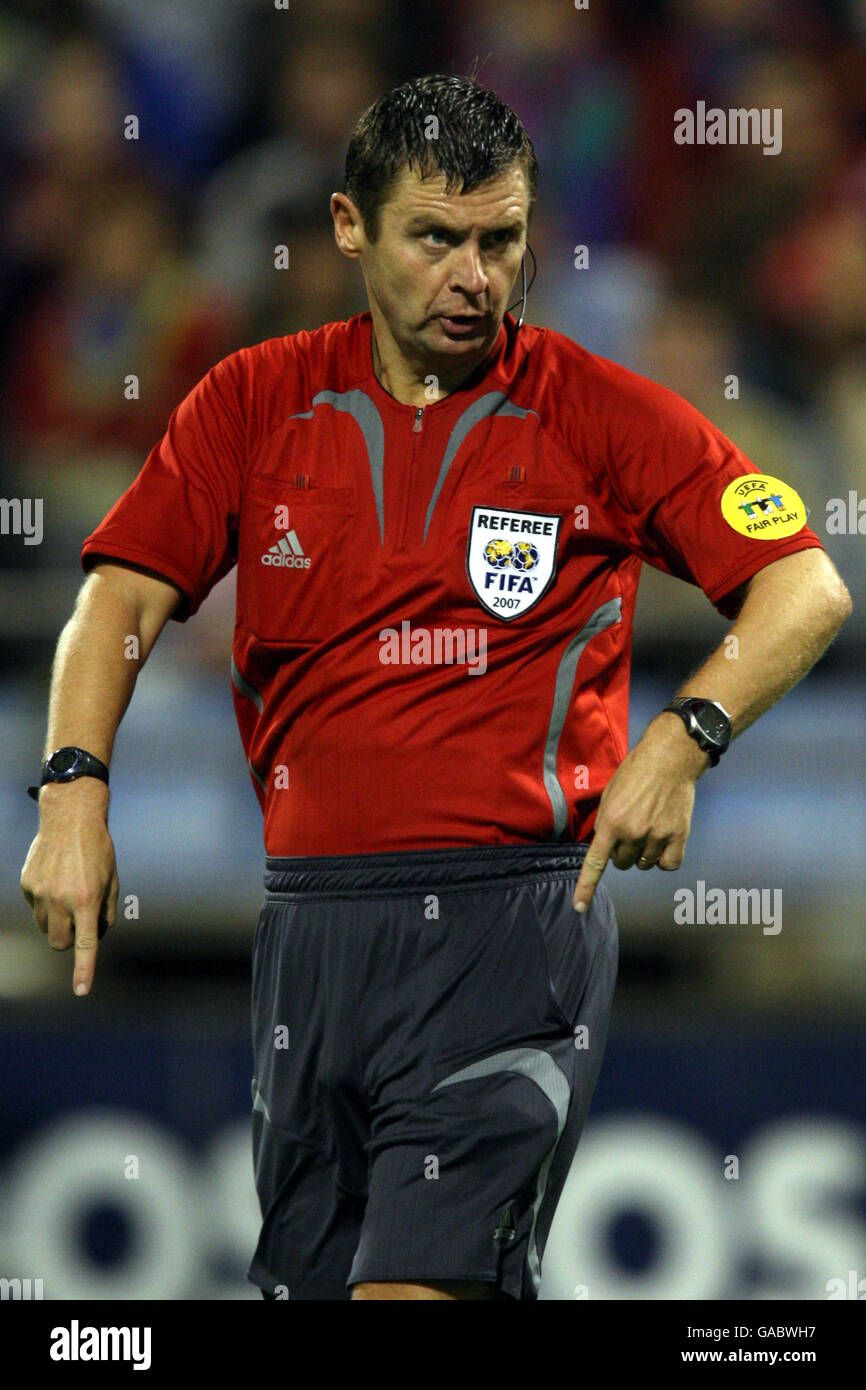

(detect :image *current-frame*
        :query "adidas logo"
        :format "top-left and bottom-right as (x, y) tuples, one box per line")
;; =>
(261, 531), (311, 568)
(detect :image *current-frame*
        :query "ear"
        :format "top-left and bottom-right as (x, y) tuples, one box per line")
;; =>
(331, 192), (365, 259)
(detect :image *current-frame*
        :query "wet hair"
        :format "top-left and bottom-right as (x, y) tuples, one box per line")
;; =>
(344, 72), (538, 242)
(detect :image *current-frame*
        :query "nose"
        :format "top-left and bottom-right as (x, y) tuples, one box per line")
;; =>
(449, 242), (488, 299)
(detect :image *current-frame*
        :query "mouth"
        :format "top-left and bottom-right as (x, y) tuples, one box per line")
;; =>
(438, 313), (486, 338)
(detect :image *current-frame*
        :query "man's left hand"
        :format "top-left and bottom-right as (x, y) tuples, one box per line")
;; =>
(572, 717), (705, 913)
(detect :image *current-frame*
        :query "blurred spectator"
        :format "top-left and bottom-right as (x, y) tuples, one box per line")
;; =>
(528, 205), (664, 371)
(754, 161), (866, 380)
(665, 41), (860, 404)
(4, 175), (237, 562)
(248, 197), (367, 342)
(631, 286), (837, 641)
(454, 0), (642, 243)
(0, 32), (136, 362)
(82, 0), (256, 179)
(640, 288), (828, 485)
(197, 26), (386, 308)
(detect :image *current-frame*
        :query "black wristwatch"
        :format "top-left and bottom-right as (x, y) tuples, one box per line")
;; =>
(662, 698), (732, 767)
(27, 746), (110, 801)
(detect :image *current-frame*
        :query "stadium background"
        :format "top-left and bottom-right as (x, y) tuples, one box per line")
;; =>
(0, 0), (863, 1299)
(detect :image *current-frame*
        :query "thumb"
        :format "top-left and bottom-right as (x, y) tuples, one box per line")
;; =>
(102, 870), (120, 936)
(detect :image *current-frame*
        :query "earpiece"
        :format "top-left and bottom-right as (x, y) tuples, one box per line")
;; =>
(509, 245), (537, 328)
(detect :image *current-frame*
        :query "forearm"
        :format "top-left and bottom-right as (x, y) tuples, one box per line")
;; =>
(644, 550), (853, 775)
(573, 553), (852, 903)
(23, 566), (178, 994)
(43, 577), (146, 769)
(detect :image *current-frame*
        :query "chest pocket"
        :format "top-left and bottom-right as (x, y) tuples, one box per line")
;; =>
(240, 477), (358, 644)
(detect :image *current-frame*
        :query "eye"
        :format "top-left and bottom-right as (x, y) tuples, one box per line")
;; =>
(422, 229), (449, 246)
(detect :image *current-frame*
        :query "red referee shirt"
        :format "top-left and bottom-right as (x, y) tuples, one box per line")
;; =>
(81, 311), (824, 855)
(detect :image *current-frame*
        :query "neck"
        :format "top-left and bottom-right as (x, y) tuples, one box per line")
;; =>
(369, 316), (499, 407)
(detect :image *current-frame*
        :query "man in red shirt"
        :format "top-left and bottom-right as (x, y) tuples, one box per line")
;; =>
(21, 74), (852, 1301)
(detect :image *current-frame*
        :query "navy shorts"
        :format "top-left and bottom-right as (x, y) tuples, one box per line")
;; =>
(247, 842), (618, 1300)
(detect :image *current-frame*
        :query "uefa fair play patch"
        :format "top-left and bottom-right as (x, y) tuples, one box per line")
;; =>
(720, 473), (807, 540)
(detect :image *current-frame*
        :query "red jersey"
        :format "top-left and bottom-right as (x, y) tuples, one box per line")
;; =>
(81, 311), (823, 855)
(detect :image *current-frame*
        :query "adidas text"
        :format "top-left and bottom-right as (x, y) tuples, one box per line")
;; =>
(261, 531), (311, 568)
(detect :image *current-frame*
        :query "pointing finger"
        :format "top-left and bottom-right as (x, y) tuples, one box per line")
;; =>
(71, 906), (100, 997)
(573, 828), (615, 913)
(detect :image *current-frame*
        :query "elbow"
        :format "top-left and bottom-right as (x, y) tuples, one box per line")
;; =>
(828, 578), (853, 628)
(798, 552), (853, 629)
(816, 550), (854, 626)
(743, 551), (853, 637)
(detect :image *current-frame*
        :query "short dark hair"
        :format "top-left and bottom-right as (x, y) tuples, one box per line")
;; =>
(344, 73), (538, 242)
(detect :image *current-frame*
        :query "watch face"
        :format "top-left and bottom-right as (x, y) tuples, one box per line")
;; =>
(50, 749), (80, 776)
(696, 704), (729, 743)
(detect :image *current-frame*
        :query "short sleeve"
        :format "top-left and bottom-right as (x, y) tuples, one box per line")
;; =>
(81, 352), (246, 618)
(596, 368), (825, 619)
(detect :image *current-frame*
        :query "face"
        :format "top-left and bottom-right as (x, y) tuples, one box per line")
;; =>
(333, 162), (529, 375)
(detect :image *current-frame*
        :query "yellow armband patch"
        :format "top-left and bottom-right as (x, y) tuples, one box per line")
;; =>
(720, 473), (807, 539)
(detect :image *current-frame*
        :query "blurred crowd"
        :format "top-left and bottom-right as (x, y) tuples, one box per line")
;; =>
(1, 0), (864, 675)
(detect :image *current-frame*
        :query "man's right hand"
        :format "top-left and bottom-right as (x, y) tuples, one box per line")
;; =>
(20, 779), (119, 997)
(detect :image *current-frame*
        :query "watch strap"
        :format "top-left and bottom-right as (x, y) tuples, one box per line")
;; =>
(28, 747), (110, 801)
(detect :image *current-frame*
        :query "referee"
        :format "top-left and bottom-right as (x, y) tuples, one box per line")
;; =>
(21, 74), (851, 1301)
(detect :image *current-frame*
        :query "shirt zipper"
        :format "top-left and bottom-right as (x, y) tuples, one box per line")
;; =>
(398, 406), (424, 547)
